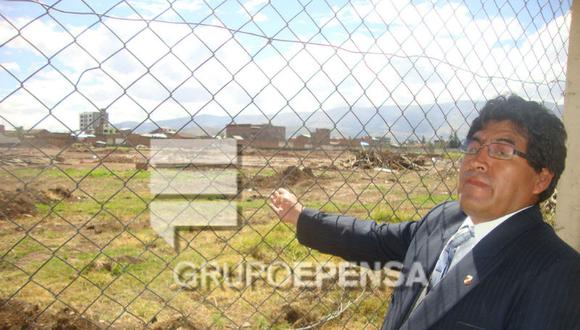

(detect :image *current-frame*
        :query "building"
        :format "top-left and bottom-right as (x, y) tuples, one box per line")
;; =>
(80, 110), (107, 132)
(311, 128), (331, 146)
(289, 134), (311, 149)
(105, 133), (153, 148)
(79, 109), (116, 135)
(0, 124), (19, 147)
(361, 135), (392, 148)
(225, 123), (285, 148)
(150, 127), (177, 136)
(22, 130), (75, 148)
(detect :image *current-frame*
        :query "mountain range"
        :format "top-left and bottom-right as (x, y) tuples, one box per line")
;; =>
(114, 100), (562, 141)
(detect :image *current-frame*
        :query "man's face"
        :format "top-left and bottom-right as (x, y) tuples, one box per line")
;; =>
(458, 120), (552, 223)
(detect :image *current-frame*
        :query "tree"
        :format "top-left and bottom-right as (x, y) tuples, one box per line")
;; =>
(447, 130), (461, 148)
(14, 126), (24, 139)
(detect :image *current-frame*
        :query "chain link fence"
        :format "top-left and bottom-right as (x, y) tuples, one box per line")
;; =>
(0, 0), (570, 328)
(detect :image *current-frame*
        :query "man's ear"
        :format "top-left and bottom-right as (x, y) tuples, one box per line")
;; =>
(532, 168), (554, 195)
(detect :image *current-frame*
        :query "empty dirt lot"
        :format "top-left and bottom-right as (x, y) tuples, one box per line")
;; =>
(0, 145), (462, 328)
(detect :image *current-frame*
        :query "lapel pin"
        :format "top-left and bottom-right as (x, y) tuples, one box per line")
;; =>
(464, 275), (474, 286)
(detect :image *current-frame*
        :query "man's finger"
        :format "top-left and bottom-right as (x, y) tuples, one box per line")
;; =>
(267, 201), (281, 214)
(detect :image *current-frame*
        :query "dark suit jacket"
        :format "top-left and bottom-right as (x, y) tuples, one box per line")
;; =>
(296, 201), (580, 329)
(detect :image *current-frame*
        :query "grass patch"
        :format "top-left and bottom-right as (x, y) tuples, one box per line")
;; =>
(33, 256), (79, 292)
(408, 193), (456, 207)
(0, 149), (464, 328)
(444, 151), (464, 161)
(3, 236), (48, 261)
(370, 208), (418, 223)
(36, 200), (102, 217)
(10, 167), (150, 181)
(239, 198), (268, 209)
(35, 191), (152, 219)
(211, 312), (229, 328)
(304, 201), (353, 214)
(247, 167), (277, 177)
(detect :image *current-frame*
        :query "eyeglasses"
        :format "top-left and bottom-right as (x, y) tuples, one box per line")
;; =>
(459, 140), (530, 161)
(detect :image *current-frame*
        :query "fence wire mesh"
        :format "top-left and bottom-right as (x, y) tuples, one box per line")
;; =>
(0, 0), (570, 328)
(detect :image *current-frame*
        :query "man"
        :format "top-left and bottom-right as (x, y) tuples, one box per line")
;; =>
(269, 95), (579, 329)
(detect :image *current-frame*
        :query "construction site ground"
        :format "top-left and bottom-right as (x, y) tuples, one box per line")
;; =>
(0, 145), (461, 329)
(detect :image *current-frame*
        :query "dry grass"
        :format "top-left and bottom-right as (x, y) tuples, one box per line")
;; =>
(0, 148), (460, 328)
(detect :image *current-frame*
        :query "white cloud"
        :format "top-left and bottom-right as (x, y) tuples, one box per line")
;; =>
(173, 0), (205, 12)
(0, 1), (570, 132)
(2, 62), (20, 72)
(74, 23), (125, 63)
(252, 13), (268, 23)
(0, 19), (18, 45)
(124, 0), (171, 19)
(242, 0), (268, 14)
(19, 16), (74, 57)
(99, 15), (148, 43)
(149, 21), (193, 48)
(238, 0), (269, 24)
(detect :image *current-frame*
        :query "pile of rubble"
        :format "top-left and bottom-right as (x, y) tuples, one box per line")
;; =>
(342, 150), (428, 171)
(68, 143), (93, 153)
(0, 153), (56, 167)
(102, 154), (141, 164)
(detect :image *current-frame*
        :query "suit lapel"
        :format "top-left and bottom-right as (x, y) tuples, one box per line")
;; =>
(399, 205), (543, 330)
(388, 202), (465, 329)
(401, 250), (481, 330)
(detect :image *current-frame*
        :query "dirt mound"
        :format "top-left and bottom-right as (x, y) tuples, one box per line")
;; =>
(51, 308), (101, 329)
(68, 143), (93, 153)
(241, 166), (317, 189)
(0, 299), (40, 329)
(0, 186), (73, 220)
(151, 316), (202, 329)
(0, 299), (100, 329)
(86, 255), (145, 273)
(279, 165), (315, 185)
(0, 189), (41, 220)
(45, 186), (73, 200)
(278, 303), (317, 327)
(103, 154), (140, 163)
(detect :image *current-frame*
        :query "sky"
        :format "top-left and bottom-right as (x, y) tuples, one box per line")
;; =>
(0, 0), (572, 133)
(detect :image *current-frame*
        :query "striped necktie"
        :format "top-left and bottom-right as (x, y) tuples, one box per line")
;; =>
(430, 224), (475, 288)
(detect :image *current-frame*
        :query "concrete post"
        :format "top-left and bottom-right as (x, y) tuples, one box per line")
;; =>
(556, 1), (580, 252)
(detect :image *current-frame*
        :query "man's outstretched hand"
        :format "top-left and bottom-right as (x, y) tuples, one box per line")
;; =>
(268, 188), (304, 226)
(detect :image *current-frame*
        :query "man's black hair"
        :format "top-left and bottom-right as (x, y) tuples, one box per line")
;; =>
(466, 94), (567, 203)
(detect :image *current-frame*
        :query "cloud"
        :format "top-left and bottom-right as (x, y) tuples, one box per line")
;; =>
(173, 0), (205, 12)
(0, 1), (570, 132)
(241, 0), (268, 14)
(1, 62), (20, 72)
(0, 19), (18, 45)
(236, 0), (269, 24)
